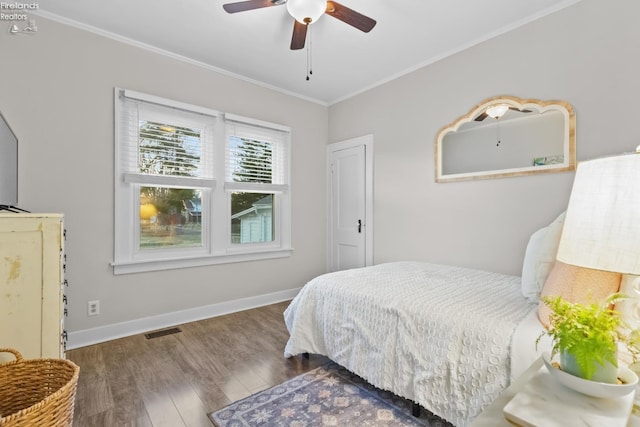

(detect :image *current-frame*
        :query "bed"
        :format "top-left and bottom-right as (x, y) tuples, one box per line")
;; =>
(283, 214), (567, 427)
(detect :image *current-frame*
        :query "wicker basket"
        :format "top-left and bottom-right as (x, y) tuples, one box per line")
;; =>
(0, 348), (79, 427)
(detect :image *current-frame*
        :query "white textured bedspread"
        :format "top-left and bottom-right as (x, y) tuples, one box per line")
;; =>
(284, 262), (535, 426)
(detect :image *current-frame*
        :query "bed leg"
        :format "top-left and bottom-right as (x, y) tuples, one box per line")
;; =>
(302, 352), (310, 359)
(412, 402), (420, 417)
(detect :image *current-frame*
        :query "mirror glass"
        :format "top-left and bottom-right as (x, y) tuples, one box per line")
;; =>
(435, 96), (575, 182)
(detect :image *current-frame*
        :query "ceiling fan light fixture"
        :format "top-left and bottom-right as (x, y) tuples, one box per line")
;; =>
(286, 0), (327, 25)
(486, 104), (509, 119)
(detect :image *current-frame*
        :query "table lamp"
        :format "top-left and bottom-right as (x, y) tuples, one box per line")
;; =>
(556, 148), (640, 354)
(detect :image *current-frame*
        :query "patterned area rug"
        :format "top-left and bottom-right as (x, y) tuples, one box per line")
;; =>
(209, 362), (454, 427)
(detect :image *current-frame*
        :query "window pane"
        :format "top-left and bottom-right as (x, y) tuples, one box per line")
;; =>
(230, 193), (274, 244)
(139, 121), (202, 177)
(139, 187), (202, 250)
(228, 137), (273, 183)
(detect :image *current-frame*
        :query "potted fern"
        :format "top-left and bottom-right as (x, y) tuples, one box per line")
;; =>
(537, 293), (626, 383)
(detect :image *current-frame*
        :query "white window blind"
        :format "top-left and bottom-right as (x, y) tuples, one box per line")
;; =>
(118, 90), (216, 186)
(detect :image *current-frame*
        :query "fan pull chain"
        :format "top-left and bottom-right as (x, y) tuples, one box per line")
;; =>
(306, 24), (312, 81)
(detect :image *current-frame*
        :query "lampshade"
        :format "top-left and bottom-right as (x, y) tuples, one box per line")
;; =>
(287, 0), (327, 24)
(556, 151), (640, 274)
(486, 104), (509, 119)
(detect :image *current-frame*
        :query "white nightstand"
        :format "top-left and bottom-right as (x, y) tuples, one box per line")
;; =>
(470, 357), (640, 427)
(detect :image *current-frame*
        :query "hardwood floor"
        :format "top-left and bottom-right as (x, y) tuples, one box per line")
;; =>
(67, 301), (329, 427)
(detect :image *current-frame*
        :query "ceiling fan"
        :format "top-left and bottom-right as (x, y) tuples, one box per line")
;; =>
(222, 0), (377, 50)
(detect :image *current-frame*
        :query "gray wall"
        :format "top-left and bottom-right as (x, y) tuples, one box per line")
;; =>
(0, 17), (328, 342)
(328, 0), (640, 275)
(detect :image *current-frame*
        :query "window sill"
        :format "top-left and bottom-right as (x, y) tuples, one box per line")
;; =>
(111, 247), (293, 275)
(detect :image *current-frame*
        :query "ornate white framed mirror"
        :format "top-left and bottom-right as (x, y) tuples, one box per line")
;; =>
(435, 95), (576, 183)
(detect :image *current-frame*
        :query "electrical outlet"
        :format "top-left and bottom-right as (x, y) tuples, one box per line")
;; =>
(88, 300), (100, 316)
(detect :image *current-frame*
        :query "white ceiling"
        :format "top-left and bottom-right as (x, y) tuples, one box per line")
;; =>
(36, 0), (582, 105)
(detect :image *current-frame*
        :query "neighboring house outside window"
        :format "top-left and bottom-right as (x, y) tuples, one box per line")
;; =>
(113, 89), (291, 274)
(231, 194), (273, 243)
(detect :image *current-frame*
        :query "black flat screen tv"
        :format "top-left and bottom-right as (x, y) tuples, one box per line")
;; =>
(0, 111), (18, 207)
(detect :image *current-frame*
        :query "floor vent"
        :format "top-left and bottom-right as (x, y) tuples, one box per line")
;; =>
(145, 327), (182, 339)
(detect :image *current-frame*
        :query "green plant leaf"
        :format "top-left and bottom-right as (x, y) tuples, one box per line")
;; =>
(538, 294), (621, 380)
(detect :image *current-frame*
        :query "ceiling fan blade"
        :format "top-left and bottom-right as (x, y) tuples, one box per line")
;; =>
(509, 107), (533, 113)
(475, 112), (488, 122)
(223, 0), (280, 14)
(325, 1), (376, 33)
(290, 20), (307, 50)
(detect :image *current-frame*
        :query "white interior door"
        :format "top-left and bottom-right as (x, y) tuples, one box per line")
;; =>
(328, 135), (373, 272)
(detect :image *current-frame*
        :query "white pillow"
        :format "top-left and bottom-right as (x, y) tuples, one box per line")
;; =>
(616, 275), (640, 365)
(521, 212), (565, 302)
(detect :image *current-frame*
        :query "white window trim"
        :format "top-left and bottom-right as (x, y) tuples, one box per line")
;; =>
(112, 249), (293, 275)
(224, 112), (291, 133)
(223, 182), (288, 192)
(122, 89), (219, 117)
(112, 88), (292, 275)
(123, 173), (217, 189)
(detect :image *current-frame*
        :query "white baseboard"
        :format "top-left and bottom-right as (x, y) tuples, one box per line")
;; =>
(66, 287), (302, 350)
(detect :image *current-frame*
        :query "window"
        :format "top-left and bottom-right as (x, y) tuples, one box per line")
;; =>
(225, 115), (290, 248)
(113, 89), (291, 274)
